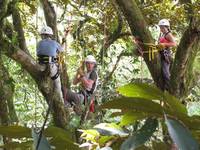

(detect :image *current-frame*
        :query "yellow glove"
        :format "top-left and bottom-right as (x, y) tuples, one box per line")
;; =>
(156, 43), (165, 49)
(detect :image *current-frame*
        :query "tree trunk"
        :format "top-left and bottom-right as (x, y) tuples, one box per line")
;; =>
(170, 18), (200, 98)
(0, 56), (10, 125)
(0, 1), (70, 128)
(0, 56), (18, 123)
(115, 0), (164, 89)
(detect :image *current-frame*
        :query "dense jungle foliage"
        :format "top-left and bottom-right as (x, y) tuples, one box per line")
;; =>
(0, 0), (200, 149)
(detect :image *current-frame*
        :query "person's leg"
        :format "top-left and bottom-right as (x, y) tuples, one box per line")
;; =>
(161, 51), (171, 91)
(65, 90), (84, 115)
(49, 63), (63, 100)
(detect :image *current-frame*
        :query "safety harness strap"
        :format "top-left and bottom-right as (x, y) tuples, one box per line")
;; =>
(51, 70), (60, 80)
(37, 55), (58, 64)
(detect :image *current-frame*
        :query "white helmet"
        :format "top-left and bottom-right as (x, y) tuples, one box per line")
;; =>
(40, 26), (53, 35)
(158, 19), (170, 26)
(85, 55), (96, 63)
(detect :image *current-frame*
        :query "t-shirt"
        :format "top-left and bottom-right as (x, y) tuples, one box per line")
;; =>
(37, 39), (63, 57)
(85, 70), (98, 94)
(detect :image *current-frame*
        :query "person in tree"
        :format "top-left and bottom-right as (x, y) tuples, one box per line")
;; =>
(64, 55), (98, 114)
(157, 19), (177, 90)
(36, 26), (63, 99)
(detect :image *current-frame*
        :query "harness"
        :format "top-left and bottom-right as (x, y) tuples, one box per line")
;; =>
(159, 31), (172, 64)
(37, 55), (60, 80)
(37, 55), (58, 64)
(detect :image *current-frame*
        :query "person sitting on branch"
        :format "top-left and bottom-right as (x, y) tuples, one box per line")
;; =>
(36, 26), (64, 99)
(64, 55), (98, 115)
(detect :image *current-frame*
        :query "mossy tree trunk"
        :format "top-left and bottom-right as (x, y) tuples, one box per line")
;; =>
(0, 57), (10, 126)
(0, 56), (18, 124)
(0, 1), (70, 129)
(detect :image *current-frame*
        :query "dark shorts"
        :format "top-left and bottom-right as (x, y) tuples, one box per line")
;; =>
(65, 90), (84, 105)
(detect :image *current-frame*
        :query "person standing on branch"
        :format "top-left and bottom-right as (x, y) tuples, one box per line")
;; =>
(36, 26), (64, 99)
(64, 55), (98, 114)
(157, 19), (176, 91)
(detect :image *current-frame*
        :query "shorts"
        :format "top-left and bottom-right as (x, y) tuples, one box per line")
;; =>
(65, 90), (84, 105)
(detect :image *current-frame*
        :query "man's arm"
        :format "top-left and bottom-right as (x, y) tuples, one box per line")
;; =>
(80, 77), (95, 89)
(80, 71), (97, 89)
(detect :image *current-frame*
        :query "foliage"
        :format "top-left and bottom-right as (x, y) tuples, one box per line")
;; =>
(79, 83), (200, 149)
(0, 125), (79, 150)
(1, 0), (200, 149)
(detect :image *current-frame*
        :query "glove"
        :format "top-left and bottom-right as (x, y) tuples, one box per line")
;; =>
(77, 67), (84, 77)
(156, 43), (165, 49)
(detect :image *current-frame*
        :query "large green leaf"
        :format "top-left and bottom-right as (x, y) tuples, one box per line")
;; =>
(119, 111), (148, 126)
(0, 141), (32, 150)
(94, 123), (128, 137)
(32, 129), (51, 150)
(0, 125), (31, 138)
(165, 116), (199, 150)
(79, 129), (100, 142)
(120, 118), (158, 150)
(98, 136), (114, 146)
(101, 97), (164, 115)
(49, 137), (80, 150)
(117, 83), (187, 115)
(44, 126), (72, 140)
(44, 126), (80, 150)
(117, 83), (163, 100)
(163, 92), (187, 115)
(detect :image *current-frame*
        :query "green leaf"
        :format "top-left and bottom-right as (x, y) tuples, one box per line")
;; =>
(0, 141), (32, 150)
(32, 129), (51, 150)
(49, 137), (80, 150)
(117, 83), (187, 115)
(98, 136), (114, 145)
(79, 129), (100, 142)
(94, 123), (128, 137)
(120, 118), (158, 150)
(0, 125), (31, 138)
(101, 97), (163, 115)
(44, 126), (72, 141)
(165, 115), (199, 150)
(44, 126), (80, 150)
(119, 111), (148, 126)
(163, 92), (187, 115)
(152, 141), (170, 150)
(117, 83), (163, 100)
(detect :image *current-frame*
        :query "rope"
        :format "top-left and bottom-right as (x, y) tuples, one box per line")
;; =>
(140, 43), (161, 61)
(36, 82), (55, 150)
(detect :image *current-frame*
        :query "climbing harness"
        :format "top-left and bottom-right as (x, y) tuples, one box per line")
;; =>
(37, 55), (58, 64)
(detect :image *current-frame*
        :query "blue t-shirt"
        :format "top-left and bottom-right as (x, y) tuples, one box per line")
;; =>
(37, 39), (63, 57)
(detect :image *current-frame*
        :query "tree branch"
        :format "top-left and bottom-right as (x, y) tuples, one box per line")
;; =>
(103, 52), (134, 84)
(99, 3), (123, 64)
(40, 0), (59, 41)
(12, 5), (30, 55)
